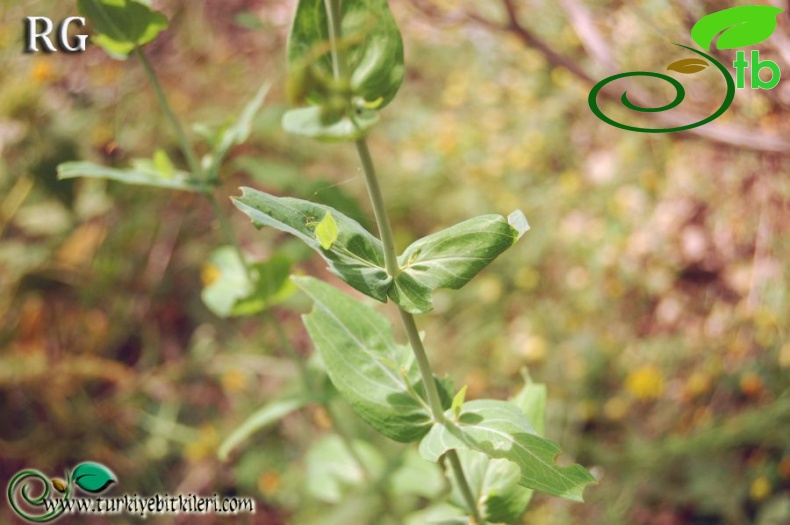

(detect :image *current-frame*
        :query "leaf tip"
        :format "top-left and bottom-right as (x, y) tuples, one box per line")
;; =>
(508, 210), (530, 240)
(451, 385), (468, 420)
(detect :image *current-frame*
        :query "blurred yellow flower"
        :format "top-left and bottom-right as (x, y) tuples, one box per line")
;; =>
(625, 366), (664, 400)
(201, 263), (221, 287)
(749, 476), (771, 501)
(684, 371), (711, 399)
(739, 372), (764, 398)
(312, 406), (332, 430)
(30, 59), (56, 84)
(184, 426), (218, 463)
(519, 335), (547, 364)
(221, 369), (248, 392)
(257, 471), (281, 495)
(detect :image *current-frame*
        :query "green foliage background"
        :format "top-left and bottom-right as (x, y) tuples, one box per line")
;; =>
(1, 0), (789, 523)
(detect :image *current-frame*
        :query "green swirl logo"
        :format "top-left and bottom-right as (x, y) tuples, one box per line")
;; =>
(7, 462), (116, 523)
(589, 5), (783, 133)
(7, 469), (70, 523)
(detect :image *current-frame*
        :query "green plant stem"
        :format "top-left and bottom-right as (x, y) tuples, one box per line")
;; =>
(354, 139), (401, 276)
(324, 4), (481, 521)
(135, 48), (204, 183)
(356, 139), (441, 417)
(447, 450), (481, 523)
(355, 141), (483, 524)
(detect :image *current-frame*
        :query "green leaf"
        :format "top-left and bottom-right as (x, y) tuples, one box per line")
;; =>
(405, 504), (467, 525)
(435, 374), (456, 411)
(449, 449), (533, 524)
(293, 276), (432, 442)
(451, 385), (467, 421)
(152, 148), (175, 179)
(315, 211), (339, 250)
(232, 159), (371, 229)
(57, 160), (202, 192)
(71, 462), (116, 494)
(201, 247), (295, 318)
(287, 0), (405, 109)
(691, 5), (783, 51)
(510, 373), (547, 437)
(306, 434), (386, 503)
(232, 188), (390, 302)
(232, 254), (296, 316)
(218, 396), (306, 461)
(200, 246), (253, 317)
(388, 448), (446, 499)
(446, 377), (547, 523)
(207, 82), (271, 175)
(282, 106), (379, 141)
(419, 400), (595, 502)
(305, 180), (372, 231)
(390, 212), (529, 314)
(77, 0), (168, 58)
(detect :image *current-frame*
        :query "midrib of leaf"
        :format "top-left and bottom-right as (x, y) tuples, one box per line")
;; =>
(309, 295), (424, 408)
(401, 256), (491, 273)
(444, 416), (581, 493)
(264, 198), (384, 268)
(333, 243), (384, 269)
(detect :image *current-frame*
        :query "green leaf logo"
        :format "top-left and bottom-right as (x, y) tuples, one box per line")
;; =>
(691, 5), (783, 50)
(666, 57), (709, 74)
(72, 462), (116, 494)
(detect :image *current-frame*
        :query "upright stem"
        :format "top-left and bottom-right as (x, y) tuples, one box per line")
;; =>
(447, 450), (481, 523)
(135, 48), (203, 183)
(356, 138), (482, 523)
(324, 3), (481, 520)
(355, 140), (401, 277)
(357, 138), (443, 420)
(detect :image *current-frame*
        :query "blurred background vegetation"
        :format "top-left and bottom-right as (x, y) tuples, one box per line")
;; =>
(1, 0), (789, 523)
